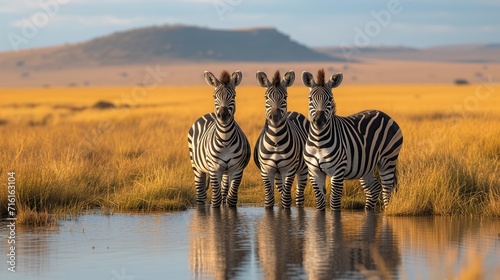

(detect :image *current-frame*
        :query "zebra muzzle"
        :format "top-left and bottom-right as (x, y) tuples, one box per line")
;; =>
(269, 108), (283, 126)
(217, 106), (231, 123)
(313, 111), (327, 129)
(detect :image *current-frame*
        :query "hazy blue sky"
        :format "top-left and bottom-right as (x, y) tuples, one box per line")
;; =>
(1, 0), (499, 52)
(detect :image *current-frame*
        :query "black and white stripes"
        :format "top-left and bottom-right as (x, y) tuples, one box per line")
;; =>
(253, 70), (310, 208)
(188, 69), (403, 210)
(302, 69), (403, 211)
(188, 70), (251, 207)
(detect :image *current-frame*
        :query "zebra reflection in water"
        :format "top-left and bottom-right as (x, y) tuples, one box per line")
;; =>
(256, 209), (307, 279)
(189, 207), (251, 280)
(304, 212), (401, 279)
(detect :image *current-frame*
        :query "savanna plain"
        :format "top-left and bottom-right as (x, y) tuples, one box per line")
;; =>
(1, 83), (499, 226)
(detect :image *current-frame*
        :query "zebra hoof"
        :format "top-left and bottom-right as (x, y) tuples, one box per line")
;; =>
(196, 204), (206, 210)
(226, 198), (237, 208)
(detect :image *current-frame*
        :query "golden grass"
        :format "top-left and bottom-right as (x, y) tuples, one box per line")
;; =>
(385, 114), (500, 216)
(16, 206), (57, 227)
(0, 84), (499, 224)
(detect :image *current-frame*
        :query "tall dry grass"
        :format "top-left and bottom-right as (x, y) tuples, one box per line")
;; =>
(0, 84), (499, 224)
(385, 114), (500, 216)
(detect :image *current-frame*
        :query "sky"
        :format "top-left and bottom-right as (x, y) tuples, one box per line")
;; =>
(1, 0), (499, 52)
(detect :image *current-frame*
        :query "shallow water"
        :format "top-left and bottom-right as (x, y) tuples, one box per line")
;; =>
(1, 207), (499, 280)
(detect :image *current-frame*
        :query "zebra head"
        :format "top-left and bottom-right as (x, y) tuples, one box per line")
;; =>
(204, 70), (243, 125)
(302, 69), (343, 130)
(256, 70), (295, 127)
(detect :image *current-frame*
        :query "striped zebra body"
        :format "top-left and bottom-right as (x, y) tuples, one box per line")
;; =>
(188, 70), (250, 207)
(254, 70), (310, 208)
(255, 112), (309, 208)
(303, 70), (403, 211)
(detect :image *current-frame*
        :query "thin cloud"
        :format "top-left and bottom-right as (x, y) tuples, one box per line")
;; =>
(390, 23), (453, 33)
(11, 14), (176, 28)
(0, 0), (42, 13)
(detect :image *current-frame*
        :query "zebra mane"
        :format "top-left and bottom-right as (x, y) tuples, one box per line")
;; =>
(220, 70), (231, 85)
(272, 70), (281, 86)
(316, 69), (325, 86)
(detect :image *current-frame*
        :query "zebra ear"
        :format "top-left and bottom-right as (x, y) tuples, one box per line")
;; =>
(204, 71), (220, 88)
(302, 71), (316, 88)
(256, 71), (270, 88)
(328, 72), (343, 88)
(282, 70), (295, 88)
(231, 70), (243, 87)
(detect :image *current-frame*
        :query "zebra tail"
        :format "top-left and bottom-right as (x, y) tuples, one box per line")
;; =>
(393, 166), (399, 193)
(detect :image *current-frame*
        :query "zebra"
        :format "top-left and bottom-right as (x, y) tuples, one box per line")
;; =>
(188, 70), (251, 207)
(254, 70), (310, 208)
(302, 69), (403, 211)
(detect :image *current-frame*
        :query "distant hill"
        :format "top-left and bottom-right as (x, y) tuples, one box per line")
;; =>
(315, 44), (500, 63)
(0, 25), (338, 70)
(0, 25), (498, 87)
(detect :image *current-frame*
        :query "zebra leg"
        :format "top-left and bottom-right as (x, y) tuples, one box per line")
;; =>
(309, 168), (327, 211)
(280, 174), (294, 209)
(194, 170), (208, 205)
(360, 174), (382, 211)
(295, 168), (308, 207)
(221, 172), (229, 205)
(329, 176), (344, 211)
(261, 170), (275, 208)
(226, 170), (244, 207)
(378, 164), (397, 209)
(209, 170), (223, 208)
(275, 171), (283, 195)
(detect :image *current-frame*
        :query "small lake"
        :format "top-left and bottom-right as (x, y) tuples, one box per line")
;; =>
(1, 207), (499, 280)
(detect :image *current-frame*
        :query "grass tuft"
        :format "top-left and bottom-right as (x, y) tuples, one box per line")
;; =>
(16, 206), (57, 227)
